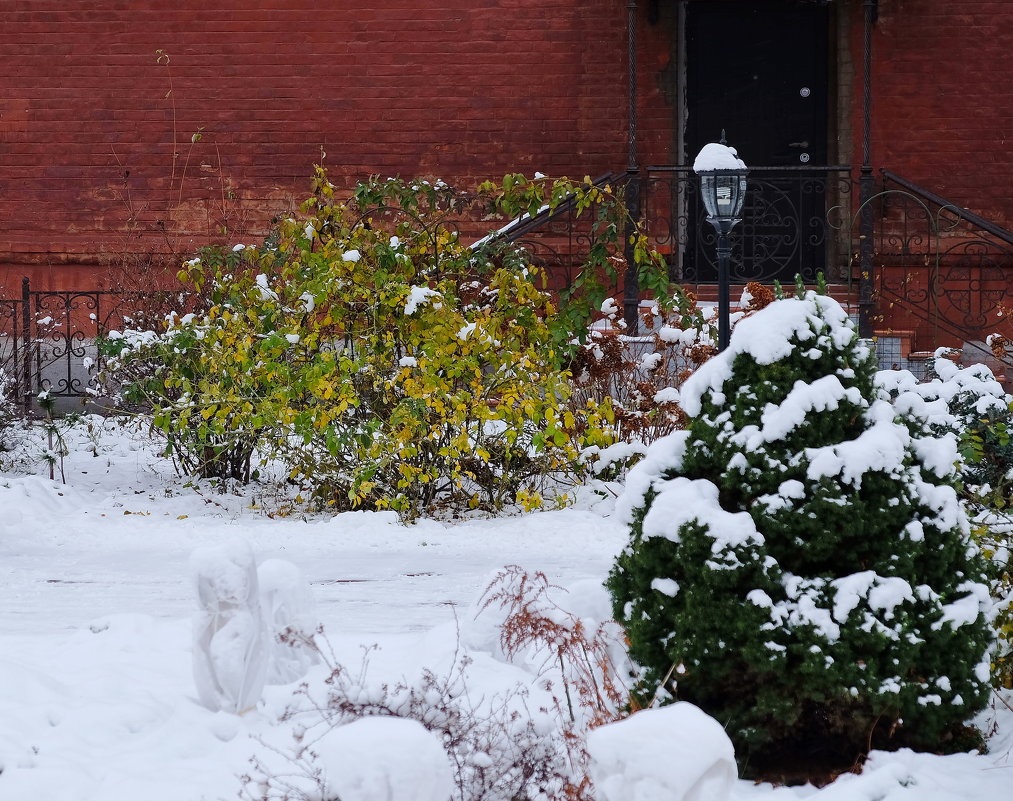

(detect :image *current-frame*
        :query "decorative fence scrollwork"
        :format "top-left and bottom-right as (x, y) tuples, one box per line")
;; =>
(0, 279), (193, 415)
(871, 172), (1013, 352)
(641, 166), (854, 285)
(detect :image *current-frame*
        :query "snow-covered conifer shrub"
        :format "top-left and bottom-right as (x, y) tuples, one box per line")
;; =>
(607, 292), (995, 780)
(877, 353), (1013, 688)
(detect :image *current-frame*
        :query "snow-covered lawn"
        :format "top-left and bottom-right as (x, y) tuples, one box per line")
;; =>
(0, 419), (1010, 800)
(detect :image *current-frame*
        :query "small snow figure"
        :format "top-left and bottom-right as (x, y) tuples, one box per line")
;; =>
(588, 703), (736, 801)
(257, 558), (319, 685)
(191, 538), (269, 714)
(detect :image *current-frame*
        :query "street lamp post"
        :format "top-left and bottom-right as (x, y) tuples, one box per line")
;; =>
(694, 139), (748, 351)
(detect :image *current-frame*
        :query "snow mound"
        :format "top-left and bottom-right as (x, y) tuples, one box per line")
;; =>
(588, 703), (737, 801)
(314, 716), (453, 801)
(693, 142), (747, 172)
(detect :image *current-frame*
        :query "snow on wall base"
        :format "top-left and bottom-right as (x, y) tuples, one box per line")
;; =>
(587, 703), (737, 801)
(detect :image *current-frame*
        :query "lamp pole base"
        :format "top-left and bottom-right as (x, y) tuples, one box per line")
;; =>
(707, 216), (739, 352)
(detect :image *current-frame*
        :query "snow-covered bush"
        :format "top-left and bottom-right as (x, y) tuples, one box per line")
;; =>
(607, 293), (994, 781)
(248, 646), (578, 801)
(875, 351), (1012, 499)
(877, 353), (1013, 688)
(191, 539), (270, 714)
(103, 170), (681, 517)
(569, 295), (709, 454)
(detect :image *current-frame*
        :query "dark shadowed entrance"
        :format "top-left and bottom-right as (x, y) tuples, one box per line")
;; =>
(682, 0), (832, 283)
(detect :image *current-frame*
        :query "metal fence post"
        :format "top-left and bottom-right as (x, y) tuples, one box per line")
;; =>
(858, 0), (878, 338)
(21, 276), (31, 417)
(623, 171), (642, 334)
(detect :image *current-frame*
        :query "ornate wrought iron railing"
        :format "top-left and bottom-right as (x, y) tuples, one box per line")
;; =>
(488, 172), (628, 294)
(0, 278), (192, 415)
(497, 167), (856, 292)
(871, 172), (1013, 352)
(641, 165), (855, 285)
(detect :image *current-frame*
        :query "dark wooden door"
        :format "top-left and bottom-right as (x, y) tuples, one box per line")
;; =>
(683, 0), (831, 283)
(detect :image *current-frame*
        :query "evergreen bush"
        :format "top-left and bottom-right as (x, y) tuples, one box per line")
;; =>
(607, 293), (994, 780)
(878, 353), (1013, 689)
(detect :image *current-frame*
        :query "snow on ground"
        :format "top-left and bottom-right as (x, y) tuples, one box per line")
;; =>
(0, 417), (1010, 800)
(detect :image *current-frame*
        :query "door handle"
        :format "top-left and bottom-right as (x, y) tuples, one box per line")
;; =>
(788, 141), (809, 149)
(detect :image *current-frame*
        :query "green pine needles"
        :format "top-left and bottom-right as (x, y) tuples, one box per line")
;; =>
(607, 292), (994, 781)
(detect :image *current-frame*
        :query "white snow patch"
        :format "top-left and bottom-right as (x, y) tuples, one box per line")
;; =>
(404, 286), (442, 315)
(588, 703), (737, 801)
(693, 142), (748, 172)
(313, 716), (453, 801)
(641, 476), (763, 554)
(650, 578), (680, 598)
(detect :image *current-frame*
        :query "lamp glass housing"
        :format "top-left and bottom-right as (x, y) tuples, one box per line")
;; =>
(700, 170), (748, 221)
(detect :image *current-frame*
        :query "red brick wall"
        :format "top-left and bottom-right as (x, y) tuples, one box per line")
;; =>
(844, 0), (1013, 348)
(854, 0), (1013, 225)
(0, 0), (631, 291)
(10, 0), (1010, 339)
(636, 4), (678, 168)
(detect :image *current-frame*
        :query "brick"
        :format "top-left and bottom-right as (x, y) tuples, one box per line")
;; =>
(4, 0), (1011, 315)
(0, 0), (628, 280)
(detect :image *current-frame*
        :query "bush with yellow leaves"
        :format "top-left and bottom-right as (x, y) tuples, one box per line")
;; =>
(105, 169), (671, 518)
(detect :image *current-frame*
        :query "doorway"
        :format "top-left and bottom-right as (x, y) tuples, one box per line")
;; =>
(681, 0), (833, 283)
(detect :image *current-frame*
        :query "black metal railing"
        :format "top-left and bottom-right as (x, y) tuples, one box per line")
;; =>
(498, 167), (856, 291)
(642, 165), (855, 285)
(872, 172), (1013, 351)
(0, 278), (192, 415)
(490, 172), (628, 294)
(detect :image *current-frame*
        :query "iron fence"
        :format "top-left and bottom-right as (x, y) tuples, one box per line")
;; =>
(872, 172), (1013, 352)
(641, 165), (855, 285)
(0, 278), (192, 415)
